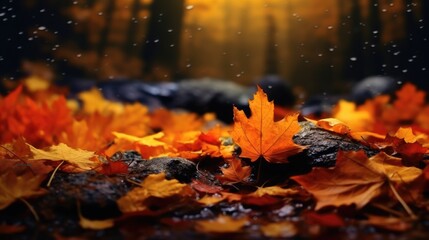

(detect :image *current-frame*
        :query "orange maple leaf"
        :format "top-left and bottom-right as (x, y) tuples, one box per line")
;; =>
(231, 86), (305, 163)
(292, 150), (422, 210)
(218, 158), (251, 184)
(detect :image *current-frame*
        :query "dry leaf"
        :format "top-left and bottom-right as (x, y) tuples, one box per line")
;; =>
(333, 100), (373, 132)
(219, 158), (251, 184)
(27, 143), (99, 171)
(117, 173), (191, 213)
(231, 86), (305, 163)
(195, 215), (248, 233)
(316, 118), (351, 135)
(260, 221), (297, 238)
(292, 150), (422, 210)
(0, 171), (47, 210)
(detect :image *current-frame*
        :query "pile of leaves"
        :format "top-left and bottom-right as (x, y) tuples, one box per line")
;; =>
(1, 77), (429, 239)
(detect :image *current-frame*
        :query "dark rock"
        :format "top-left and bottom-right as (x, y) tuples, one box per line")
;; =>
(290, 121), (378, 167)
(36, 171), (128, 219)
(351, 75), (399, 104)
(128, 156), (197, 183)
(300, 95), (342, 117)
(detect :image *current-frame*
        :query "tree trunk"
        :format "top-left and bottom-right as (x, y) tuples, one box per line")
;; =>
(365, 0), (383, 76)
(142, 0), (185, 80)
(97, 0), (116, 61)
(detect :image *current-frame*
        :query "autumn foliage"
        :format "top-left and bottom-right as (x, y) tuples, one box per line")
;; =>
(1, 78), (429, 237)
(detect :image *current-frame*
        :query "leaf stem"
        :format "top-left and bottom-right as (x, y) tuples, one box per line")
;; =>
(19, 197), (39, 222)
(46, 160), (64, 187)
(387, 180), (416, 220)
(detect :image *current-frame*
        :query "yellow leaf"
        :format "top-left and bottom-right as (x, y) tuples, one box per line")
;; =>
(195, 215), (248, 233)
(112, 132), (166, 147)
(248, 186), (298, 198)
(333, 100), (373, 132)
(27, 143), (99, 171)
(0, 171), (47, 210)
(117, 173), (190, 213)
(78, 88), (124, 114)
(260, 221), (297, 238)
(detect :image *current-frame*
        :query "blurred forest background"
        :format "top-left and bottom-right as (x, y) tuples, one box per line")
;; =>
(0, 0), (428, 94)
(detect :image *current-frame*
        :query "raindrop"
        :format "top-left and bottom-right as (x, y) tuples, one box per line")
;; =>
(98, 12), (103, 16)
(154, 39), (159, 43)
(40, 9), (45, 13)
(402, 69), (408, 73)
(372, 30), (379, 34)
(422, 67), (427, 71)
(229, 63), (234, 67)
(76, 53), (82, 58)
(38, 26), (46, 31)
(28, 37), (33, 41)
(167, 29), (173, 32)
(393, 51), (400, 56)
(0, 13), (4, 17)
(318, 53), (323, 57)
(186, 64), (191, 68)
(169, 44), (175, 47)
(327, 26), (333, 30)
(397, 81), (403, 84)
(329, 48), (334, 52)
(67, 20), (73, 24)
(350, 57), (357, 61)
(382, 9), (387, 12)
(186, 5), (194, 10)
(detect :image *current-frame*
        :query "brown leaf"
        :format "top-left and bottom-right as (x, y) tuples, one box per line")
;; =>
(292, 151), (422, 210)
(231, 86), (305, 163)
(0, 171), (47, 210)
(218, 158), (251, 184)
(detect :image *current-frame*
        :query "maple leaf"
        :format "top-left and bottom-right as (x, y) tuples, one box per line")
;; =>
(292, 150), (422, 210)
(218, 158), (251, 184)
(195, 215), (248, 233)
(333, 100), (373, 132)
(242, 186), (299, 206)
(108, 132), (167, 158)
(117, 173), (192, 213)
(0, 171), (47, 210)
(315, 118), (351, 135)
(27, 143), (99, 171)
(231, 86), (305, 163)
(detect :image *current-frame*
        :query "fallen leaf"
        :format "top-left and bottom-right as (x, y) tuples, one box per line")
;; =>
(260, 221), (297, 238)
(304, 212), (345, 227)
(77, 201), (114, 230)
(218, 158), (251, 184)
(117, 173), (191, 213)
(0, 224), (26, 234)
(292, 151), (422, 210)
(242, 186), (299, 206)
(0, 171), (47, 210)
(333, 100), (373, 132)
(27, 143), (99, 171)
(195, 215), (248, 233)
(231, 86), (305, 163)
(316, 118), (351, 135)
(364, 215), (411, 232)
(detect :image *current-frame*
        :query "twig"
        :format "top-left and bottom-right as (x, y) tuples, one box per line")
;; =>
(387, 179), (417, 220)
(19, 197), (39, 222)
(46, 160), (64, 187)
(371, 202), (405, 218)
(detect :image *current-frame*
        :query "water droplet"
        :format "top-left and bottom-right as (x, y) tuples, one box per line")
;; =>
(40, 9), (45, 13)
(76, 53), (82, 58)
(67, 20), (73, 24)
(186, 5), (194, 10)
(167, 29), (173, 32)
(98, 12), (103, 16)
(350, 57), (357, 61)
(402, 69), (408, 73)
(38, 26), (46, 31)
(329, 48), (334, 52)
(327, 26), (333, 30)
(0, 12), (4, 17)
(186, 64), (191, 68)
(154, 39), (159, 43)
(318, 53), (323, 57)
(372, 30), (379, 34)
(393, 51), (400, 56)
